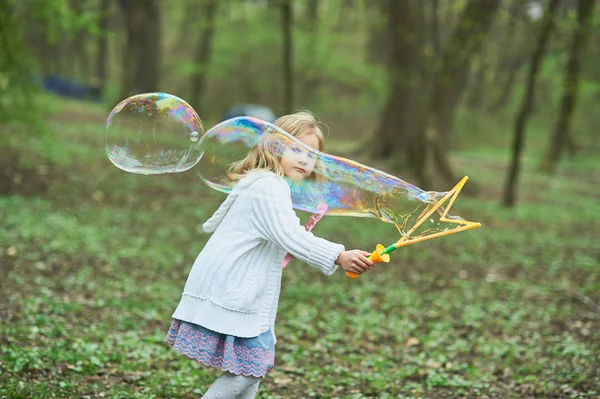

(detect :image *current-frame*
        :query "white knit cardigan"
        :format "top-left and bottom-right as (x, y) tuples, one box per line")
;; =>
(171, 170), (345, 341)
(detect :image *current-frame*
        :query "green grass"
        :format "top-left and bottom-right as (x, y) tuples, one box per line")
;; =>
(1, 100), (599, 398)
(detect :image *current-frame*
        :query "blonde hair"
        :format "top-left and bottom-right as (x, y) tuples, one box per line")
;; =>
(227, 111), (325, 182)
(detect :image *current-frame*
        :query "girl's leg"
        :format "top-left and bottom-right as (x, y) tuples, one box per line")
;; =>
(201, 371), (262, 399)
(236, 379), (260, 399)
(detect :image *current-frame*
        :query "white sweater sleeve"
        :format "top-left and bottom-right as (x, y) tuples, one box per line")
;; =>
(248, 176), (344, 275)
(202, 193), (237, 233)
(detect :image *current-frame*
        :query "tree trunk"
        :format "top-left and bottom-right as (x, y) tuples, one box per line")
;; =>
(365, 0), (391, 65)
(118, 0), (161, 99)
(430, 0), (500, 143)
(188, 0), (218, 111)
(307, 0), (319, 26)
(490, 54), (527, 112)
(335, 0), (356, 30)
(70, 0), (90, 81)
(541, 0), (594, 174)
(466, 56), (488, 110)
(489, 0), (529, 112)
(431, 0), (440, 60)
(425, 0), (499, 189)
(503, 0), (560, 208)
(175, 0), (204, 54)
(301, 0), (319, 105)
(95, 0), (110, 89)
(373, 0), (430, 187)
(281, 0), (294, 112)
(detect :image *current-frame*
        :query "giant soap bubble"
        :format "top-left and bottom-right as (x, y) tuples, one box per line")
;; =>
(197, 116), (468, 238)
(105, 93), (204, 174)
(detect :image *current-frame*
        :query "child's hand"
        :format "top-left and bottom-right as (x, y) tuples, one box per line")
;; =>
(335, 250), (375, 275)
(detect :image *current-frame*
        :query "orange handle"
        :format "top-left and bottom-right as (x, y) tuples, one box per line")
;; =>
(345, 244), (391, 278)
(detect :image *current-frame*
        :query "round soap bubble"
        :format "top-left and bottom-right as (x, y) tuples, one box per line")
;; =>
(104, 93), (204, 174)
(196, 116), (467, 239)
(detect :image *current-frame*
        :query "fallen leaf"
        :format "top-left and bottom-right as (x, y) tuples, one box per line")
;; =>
(405, 337), (420, 348)
(273, 376), (293, 385)
(92, 191), (105, 202)
(426, 360), (442, 368)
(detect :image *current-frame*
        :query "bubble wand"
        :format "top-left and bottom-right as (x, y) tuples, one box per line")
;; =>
(346, 176), (481, 278)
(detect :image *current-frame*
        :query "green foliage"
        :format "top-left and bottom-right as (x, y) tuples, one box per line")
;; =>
(0, 0), (48, 133)
(0, 0), (102, 137)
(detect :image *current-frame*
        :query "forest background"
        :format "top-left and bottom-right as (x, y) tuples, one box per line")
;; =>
(1, 0), (599, 398)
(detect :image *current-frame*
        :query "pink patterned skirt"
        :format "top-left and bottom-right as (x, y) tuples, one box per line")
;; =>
(165, 319), (275, 378)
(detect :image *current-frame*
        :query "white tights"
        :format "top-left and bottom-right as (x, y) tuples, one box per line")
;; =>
(201, 371), (262, 399)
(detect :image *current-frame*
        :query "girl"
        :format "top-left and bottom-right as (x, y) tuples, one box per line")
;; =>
(166, 111), (374, 398)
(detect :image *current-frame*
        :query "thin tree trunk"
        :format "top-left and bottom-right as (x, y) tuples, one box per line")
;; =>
(431, 0), (440, 60)
(95, 0), (110, 89)
(119, 0), (161, 99)
(373, 0), (430, 187)
(301, 0), (319, 105)
(489, 0), (529, 112)
(335, 0), (355, 30)
(175, 0), (204, 54)
(307, 0), (319, 26)
(503, 0), (560, 208)
(430, 0), (500, 143)
(427, 0), (500, 189)
(541, 0), (594, 173)
(281, 0), (294, 112)
(365, 0), (390, 65)
(466, 57), (488, 110)
(189, 0), (218, 111)
(71, 0), (90, 81)
(490, 55), (527, 112)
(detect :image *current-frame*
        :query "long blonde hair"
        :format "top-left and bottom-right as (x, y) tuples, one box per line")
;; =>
(227, 111), (325, 182)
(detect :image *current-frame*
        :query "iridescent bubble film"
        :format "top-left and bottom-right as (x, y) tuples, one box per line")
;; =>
(104, 93), (204, 174)
(197, 116), (468, 238)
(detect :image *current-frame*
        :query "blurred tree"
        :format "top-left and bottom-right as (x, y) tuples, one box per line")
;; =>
(95, 0), (111, 90)
(188, 0), (218, 111)
(429, 0), (500, 144)
(489, 1), (531, 112)
(465, 55), (489, 111)
(118, 0), (161, 99)
(298, 0), (320, 105)
(281, 0), (294, 112)
(0, 0), (73, 131)
(421, 0), (500, 189)
(335, 0), (357, 30)
(464, 1), (519, 112)
(372, 0), (430, 186)
(307, 0), (319, 26)
(175, 0), (204, 55)
(365, 0), (391, 65)
(70, 0), (90, 81)
(503, 0), (561, 208)
(0, 0), (34, 126)
(541, 0), (595, 173)
(430, 0), (440, 60)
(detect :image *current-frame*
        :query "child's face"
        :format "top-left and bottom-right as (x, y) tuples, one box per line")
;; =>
(279, 132), (320, 181)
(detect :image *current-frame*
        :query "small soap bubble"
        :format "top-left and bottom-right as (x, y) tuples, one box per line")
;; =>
(104, 93), (204, 174)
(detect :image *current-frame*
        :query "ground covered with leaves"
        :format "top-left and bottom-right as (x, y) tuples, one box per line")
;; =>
(1, 101), (599, 398)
